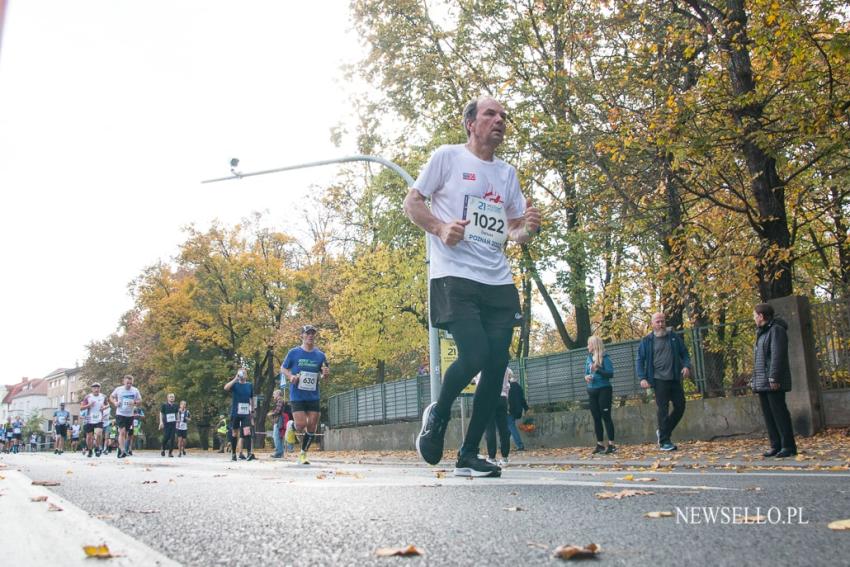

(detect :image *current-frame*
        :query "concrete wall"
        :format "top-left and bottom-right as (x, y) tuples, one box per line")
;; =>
(822, 390), (850, 427)
(325, 395), (767, 451)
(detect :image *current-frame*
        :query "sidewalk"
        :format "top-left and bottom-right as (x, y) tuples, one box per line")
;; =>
(0, 463), (180, 566)
(313, 427), (850, 471)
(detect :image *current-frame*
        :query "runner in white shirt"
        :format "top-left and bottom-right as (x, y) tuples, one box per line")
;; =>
(110, 374), (142, 458)
(176, 400), (190, 457)
(404, 96), (541, 477)
(80, 383), (107, 458)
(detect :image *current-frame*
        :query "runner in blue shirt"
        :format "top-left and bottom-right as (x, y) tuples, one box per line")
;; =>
(53, 403), (71, 454)
(224, 367), (255, 462)
(282, 324), (329, 465)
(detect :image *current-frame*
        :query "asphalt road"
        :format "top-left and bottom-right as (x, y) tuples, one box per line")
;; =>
(6, 450), (850, 566)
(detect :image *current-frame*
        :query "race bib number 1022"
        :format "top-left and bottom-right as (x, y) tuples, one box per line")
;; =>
(462, 195), (507, 247)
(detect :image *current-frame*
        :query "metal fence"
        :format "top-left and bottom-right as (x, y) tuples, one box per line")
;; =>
(328, 323), (757, 428)
(812, 297), (850, 390)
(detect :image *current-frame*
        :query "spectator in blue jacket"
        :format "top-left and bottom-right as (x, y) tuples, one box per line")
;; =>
(585, 335), (616, 454)
(636, 312), (692, 451)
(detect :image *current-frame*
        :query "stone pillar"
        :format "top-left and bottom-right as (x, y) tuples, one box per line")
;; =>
(769, 295), (824, 436)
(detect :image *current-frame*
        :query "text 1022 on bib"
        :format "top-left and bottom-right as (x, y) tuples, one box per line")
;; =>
(462, 195), (507, 247)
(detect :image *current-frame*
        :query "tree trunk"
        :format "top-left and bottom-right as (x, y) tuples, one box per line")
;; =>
(722, 0), (793, 299)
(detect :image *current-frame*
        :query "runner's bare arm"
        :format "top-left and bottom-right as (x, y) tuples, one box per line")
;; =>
(403, 188), (469, 246)
(282, 367), (299, 385)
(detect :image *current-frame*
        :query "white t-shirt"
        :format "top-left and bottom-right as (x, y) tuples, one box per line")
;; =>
(414, 144), (526, 285)
(112, 386), (142, 417)
(84, 393), (107, 424)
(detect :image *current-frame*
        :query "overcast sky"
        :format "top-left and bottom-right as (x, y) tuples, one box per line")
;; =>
(0, 1), (364, 381)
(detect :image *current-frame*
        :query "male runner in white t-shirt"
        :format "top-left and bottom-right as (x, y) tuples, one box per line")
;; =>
(404, 96), (541, 477)
(110, 374), (142, 458)
(80, 383), (107, 458)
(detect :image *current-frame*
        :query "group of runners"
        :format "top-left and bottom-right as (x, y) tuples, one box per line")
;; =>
(6, 326), (330, 466)
(0, 416), (26, 453)
(58, 375), (143, 458)
(223, 324), (328, 465)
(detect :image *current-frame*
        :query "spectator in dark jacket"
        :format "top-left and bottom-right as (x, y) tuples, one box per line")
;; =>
(636, 312), (692, 451)
(507, 368), (528, 451)
(752, 303), (796, 458)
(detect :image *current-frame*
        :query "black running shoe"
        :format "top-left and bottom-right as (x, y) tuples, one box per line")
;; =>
(238, 453), (247, 460)
(231, 454), (237, 462)
(416, 402), (448, 465)
(87, 449), (93, 458)
(161, 450), (165, 456)
(246, 453), (256, 461)
(117, 450), (126, 459)
(453, 452), (501, 478)
(592, 444), (605, 455)
(605, 445), (617, 454)
(95, 449), (102, 457)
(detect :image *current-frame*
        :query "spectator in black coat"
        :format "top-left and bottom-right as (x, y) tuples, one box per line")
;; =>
(507, 368), (528, 451)
(752, 303), (796, 458)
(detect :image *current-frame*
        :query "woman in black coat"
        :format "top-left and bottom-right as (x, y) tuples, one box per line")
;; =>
(752, 303), (796, 458)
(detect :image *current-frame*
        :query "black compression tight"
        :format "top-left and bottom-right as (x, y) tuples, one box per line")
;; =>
(162, 427), (176, 452)
(434, 319), (514, 457)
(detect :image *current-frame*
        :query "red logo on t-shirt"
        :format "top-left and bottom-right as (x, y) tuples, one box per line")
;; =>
(483, 189), (503, 204)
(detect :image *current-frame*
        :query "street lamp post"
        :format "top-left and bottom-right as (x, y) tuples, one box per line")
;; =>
(202, 155), (442, 404)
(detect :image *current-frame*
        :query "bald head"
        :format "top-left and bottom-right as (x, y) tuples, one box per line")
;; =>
(651, 312), (668, 336)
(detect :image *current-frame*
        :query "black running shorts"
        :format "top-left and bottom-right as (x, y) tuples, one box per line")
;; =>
(429, 276), (522, 330)
(291, 400), (321, 413)
(115, 415), (134, 431)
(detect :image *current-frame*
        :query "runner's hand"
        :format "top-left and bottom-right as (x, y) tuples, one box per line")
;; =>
(640, 379), (650, 389)
(438, 219), (469, 246)
(290, 374), (299, 385)
(523, 197), (541, 235)
(321, 365), (329, 378)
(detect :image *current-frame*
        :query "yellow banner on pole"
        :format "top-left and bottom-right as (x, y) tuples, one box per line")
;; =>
(439, 331), (475, 395)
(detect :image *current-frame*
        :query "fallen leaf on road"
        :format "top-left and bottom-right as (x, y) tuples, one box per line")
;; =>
(66, 470), (73, 475)
(83, 544), (115, 558)
(620, 474), (634, 481)
(633, 477), (657, 482)
(141, 480), (158, 484)
(316, 473), (327, 479)
(375, 545), (423, 557)
(553, 543), (600, 560)
(745, 486), (763, 492)
(48, 503), (63, 512)
(125, 509), (159, 514)
(595, 489), (654, 500)
(30, 496), (48, 502)
(31, 480), (60, 486)
(95, 515), (115, 520)
(213, 474), (227, 478)
(503, 506), (523, 512)
(828, 519), (850, 530)
(644, 511), (673, 519)
(734, 514), (766, 524)
(527, 541), (549, 550)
